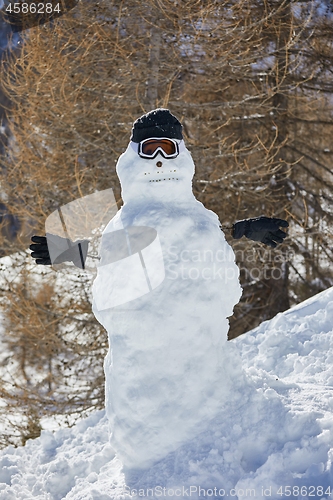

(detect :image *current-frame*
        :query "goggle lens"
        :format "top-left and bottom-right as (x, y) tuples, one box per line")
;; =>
(139, 138), (179, 159)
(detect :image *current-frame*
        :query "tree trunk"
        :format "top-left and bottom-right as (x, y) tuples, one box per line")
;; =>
(146, 25), (161, 109)
(265, 0), (291, 316)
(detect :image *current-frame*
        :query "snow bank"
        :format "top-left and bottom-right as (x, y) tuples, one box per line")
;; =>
(1, 288), (333, 498)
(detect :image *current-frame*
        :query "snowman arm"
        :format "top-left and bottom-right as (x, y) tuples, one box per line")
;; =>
(230, 216), (289, 248)
(30, 234), (89, 269)
(220, 224), (234, 235)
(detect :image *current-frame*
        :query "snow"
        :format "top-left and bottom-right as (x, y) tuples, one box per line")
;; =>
(92, 141), (242, 471)
(1, 287), (333, 498)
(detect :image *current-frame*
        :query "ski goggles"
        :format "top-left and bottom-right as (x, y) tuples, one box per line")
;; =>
(137, 138), (180, 159)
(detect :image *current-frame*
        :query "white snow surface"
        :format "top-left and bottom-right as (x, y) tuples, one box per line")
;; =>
(1, 287), (333, 498)
(92, 143), (242, 471)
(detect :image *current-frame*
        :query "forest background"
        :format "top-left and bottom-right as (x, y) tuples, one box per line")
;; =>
(0, 0), (333, 447)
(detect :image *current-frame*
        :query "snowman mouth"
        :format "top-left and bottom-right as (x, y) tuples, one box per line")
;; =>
(148, 178), (179, 182)
(144, 170), (179, 182)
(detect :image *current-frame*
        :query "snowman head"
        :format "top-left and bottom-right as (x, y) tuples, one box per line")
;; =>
(116, 109), (195, 203)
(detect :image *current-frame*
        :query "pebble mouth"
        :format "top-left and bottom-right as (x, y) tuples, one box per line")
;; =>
(149, 178), (179, 182)
(144, 169), (179, 182)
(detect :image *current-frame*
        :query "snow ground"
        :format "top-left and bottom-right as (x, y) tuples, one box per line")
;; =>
(1, 287), (333, 499)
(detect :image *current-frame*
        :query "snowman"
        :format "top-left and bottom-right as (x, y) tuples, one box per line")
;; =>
(90, 108), (290, 471)
(30, 108), (288, 472)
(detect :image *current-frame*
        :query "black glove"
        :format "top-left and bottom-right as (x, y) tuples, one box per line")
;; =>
(30, 235), (52, 265)
(30, 234), (89, 269)
(232, 216), (289, 248)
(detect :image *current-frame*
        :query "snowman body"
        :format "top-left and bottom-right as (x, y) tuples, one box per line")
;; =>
(92, 142), (242, 470)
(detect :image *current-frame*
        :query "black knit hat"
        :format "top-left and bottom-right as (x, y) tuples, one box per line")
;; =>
(130, 108), (183, 143)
